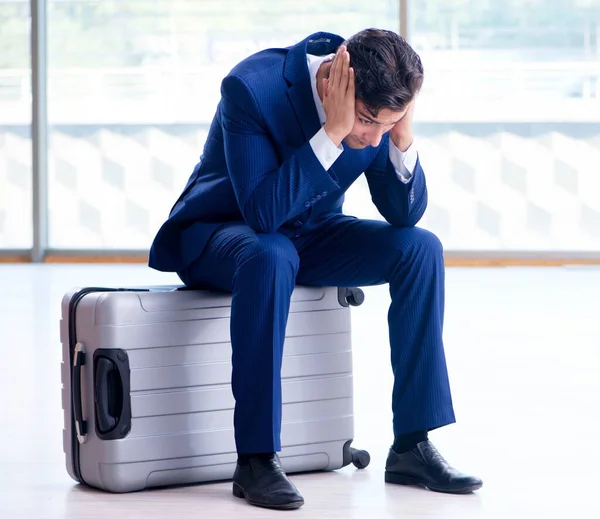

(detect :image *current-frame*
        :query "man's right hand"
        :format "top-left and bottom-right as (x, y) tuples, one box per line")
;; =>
(322, 46), (355, 147)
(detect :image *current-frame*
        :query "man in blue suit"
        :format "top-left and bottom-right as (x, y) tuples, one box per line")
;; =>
(149, 28), (482, 510)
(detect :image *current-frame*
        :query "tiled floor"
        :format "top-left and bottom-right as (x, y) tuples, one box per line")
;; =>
(1, 263), (599, 518)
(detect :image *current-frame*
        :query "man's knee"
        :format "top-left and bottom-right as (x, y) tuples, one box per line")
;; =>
(406, 228), (443, 257)
(240, 233), (300, 275)
(381, 227), (443, 284)
(386, 227), (443, 263)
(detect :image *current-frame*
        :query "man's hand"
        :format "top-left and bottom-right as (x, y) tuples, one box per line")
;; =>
(390, 98), (415, 152)
(322, 46), (355, 147)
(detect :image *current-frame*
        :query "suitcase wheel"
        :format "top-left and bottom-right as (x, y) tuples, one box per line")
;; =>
(350, 448), (371, 469)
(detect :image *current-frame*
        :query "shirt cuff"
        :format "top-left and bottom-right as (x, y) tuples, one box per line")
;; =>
(389, 138), (418, 183)
(310, 127), (343, 171)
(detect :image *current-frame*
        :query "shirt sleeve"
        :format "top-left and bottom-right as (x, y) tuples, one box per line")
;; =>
(309, 127), (344, 171)
(389, 139), (418, 184)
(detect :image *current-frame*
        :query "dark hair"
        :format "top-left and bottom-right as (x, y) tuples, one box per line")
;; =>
(344, 28), (423, 116)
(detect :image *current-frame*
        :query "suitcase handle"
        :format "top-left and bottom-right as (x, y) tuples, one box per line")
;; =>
(93, 349), (132, 440)
(94, 358), (121, 434)
(72, 342), (87, 444)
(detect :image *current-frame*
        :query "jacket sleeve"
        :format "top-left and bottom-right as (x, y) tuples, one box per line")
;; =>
(220, 74), (341, 233)
(364, 135), (428, 227)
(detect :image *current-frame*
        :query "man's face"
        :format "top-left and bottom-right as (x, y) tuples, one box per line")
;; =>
(344, 100), (407, 149)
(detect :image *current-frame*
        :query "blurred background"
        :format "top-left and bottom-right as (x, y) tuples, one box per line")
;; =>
(2, 5), (600, 517)
(1, 0), (599, 260)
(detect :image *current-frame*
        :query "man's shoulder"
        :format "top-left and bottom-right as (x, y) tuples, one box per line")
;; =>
(220, 49), (287, 109)
(224, 32), (343, 87)
(219, 31), (344, 113)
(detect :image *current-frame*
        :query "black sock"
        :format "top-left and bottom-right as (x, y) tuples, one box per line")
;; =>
(392, 431), (428, 454)
(237, 452), (275, 466)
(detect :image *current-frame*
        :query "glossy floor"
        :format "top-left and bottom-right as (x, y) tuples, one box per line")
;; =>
(1, 263), (599, 518)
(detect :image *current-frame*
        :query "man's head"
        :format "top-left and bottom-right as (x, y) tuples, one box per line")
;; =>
(346, 28), (423, 117)
(321, 28), (423, 149)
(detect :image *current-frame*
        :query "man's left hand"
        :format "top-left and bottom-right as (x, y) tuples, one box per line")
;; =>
(390, 98), (415, 152)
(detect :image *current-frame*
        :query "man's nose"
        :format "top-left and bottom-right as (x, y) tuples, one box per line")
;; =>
(369, 135), (382, 147)
(365, 128), (383, 147)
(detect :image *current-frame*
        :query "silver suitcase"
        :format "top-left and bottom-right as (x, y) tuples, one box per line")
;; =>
(60, 284), (370, 493)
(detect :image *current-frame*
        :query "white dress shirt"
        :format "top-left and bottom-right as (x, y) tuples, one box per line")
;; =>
(307, 53), (418, 183)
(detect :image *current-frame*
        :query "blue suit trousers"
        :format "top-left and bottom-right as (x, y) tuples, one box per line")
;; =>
(178, 213), (456, 454)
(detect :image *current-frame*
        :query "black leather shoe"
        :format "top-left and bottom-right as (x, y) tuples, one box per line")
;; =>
(232, 454), (304, 510)
(385, 441), (483, 494)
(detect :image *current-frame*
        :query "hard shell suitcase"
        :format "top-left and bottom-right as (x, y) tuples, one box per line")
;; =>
(60, 284), (370, 493)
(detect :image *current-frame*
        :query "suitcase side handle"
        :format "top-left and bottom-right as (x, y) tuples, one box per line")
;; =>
(93, 349), (132, 440)
(72, 342), (87, 444)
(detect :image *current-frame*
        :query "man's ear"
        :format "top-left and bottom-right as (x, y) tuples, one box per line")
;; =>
(322, 78), (329, 97)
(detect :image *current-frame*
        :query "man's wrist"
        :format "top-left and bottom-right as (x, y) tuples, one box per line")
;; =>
(323, 124), (345, 147)
(391, 132), (414, 153)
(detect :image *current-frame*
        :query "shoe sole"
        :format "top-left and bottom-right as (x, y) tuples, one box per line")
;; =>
(233, 483), (305, 510)
(385, 471), (483, 494)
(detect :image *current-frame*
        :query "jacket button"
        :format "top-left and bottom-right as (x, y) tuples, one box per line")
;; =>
(310, 198), (316, 203)
(304, 201), (310, 208)
(322, 191), (327, 196)
(294, 220), (303, 228)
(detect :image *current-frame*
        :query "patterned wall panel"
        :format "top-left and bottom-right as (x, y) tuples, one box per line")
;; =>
(1, 123), (599, 252)
(417, 124), (600, 251)
(346, 123), (600, 251)
(47, 125), (208, 249)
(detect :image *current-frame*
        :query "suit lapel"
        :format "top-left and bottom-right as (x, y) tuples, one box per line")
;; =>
(283, 32), (345, 142)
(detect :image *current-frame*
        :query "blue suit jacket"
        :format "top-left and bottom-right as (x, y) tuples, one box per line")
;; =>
(148, 32), (428, 273)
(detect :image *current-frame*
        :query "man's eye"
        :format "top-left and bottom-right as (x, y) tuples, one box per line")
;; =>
(360, 119), (372, 125)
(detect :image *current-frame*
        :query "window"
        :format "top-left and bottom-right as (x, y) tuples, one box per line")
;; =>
(408, 0), (600, 251)
(6, 0), (599, 258)
(46, 0), (399, 249)
(0, 0), (32, 250)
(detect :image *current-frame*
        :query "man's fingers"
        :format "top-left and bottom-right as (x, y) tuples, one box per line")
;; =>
(328, 49), (338, 88)
(328, 50), (337, 86)
(332, 46), (345, 89)
(339, 50), (349, 90)
(347, 67), (355, 96)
